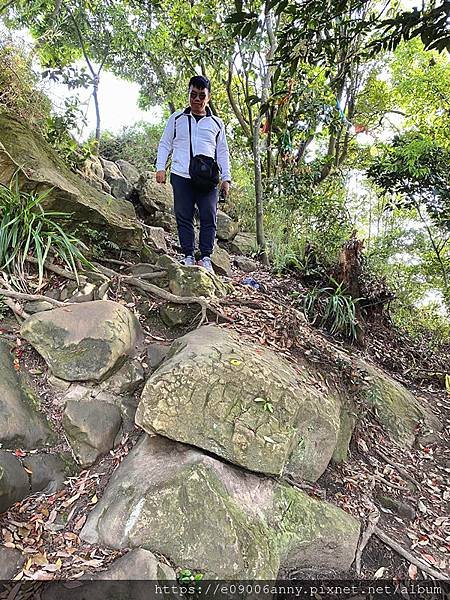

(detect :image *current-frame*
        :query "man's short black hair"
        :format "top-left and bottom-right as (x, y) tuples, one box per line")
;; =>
(188, 75), (211, 92)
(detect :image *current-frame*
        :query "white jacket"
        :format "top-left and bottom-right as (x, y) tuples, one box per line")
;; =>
(156, 107), (231, 182)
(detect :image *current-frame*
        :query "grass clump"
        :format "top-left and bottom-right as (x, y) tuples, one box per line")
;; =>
(0, 180), (92, 291)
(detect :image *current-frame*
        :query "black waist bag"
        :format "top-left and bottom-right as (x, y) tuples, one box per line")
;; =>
(189, 155), (220, 191)
(188, 115), (221, 191)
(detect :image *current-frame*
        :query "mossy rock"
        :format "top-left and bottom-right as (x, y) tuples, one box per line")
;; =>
(0, 341), (53, 450)
(81, 435), (359, 578)
(21, 300), (142, 382)
(357, 360), (442, 447)
(136, 326), (342, 482)
(0, 112), (142, 249)
(168, 265), (230, 299)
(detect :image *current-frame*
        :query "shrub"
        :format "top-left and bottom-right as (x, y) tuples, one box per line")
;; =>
(99, 121), (165, 172)
(0, 180), (92, 291)
(298, 278), (360, 340)
(0, 42), (51, 129)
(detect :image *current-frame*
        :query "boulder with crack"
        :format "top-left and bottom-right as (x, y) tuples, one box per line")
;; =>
(136, 326), (343, 482)
(21, 300), (142, 382)
(81, 436), (360, 579)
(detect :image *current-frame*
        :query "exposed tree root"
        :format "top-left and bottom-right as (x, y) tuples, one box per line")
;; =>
(92, 262), (233, 326)
(374, 526), (447, 580)
(355, 506), (380, 575)
(0, 288), (67, 308)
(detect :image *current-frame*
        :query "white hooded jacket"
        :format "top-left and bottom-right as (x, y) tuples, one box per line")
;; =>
(156, 107), (231, 182)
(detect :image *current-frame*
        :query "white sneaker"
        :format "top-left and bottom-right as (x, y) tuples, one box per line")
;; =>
(197, 256), (214, 273)
(181, 255), (196, 266)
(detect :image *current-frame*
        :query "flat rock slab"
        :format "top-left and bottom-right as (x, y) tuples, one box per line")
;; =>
(21, 301), (142, 382)
(0, 114), (142, 249)
(0, 340), (52, 450)
(136, 326), (342, 482)
(81, 436), (359, 579)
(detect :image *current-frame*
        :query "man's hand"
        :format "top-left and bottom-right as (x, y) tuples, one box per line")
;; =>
(221, 181), (230, 197)
(156, 170), (166, 184)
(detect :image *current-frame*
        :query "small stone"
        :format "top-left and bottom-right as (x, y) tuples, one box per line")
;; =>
(23, 300), (54, 314)
(71, 282), (96, 303)
(234, 256), (258, 272)
(63, 399), (122, 467)
(145, 226), (167, 253)
(146, 343), (170, 370)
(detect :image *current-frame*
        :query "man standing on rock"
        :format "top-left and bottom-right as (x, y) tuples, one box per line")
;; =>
(155, 75), (231, 274)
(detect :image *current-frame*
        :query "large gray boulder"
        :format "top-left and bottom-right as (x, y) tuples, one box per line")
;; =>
(20, 301), (142, 382)
(356, 360), (442, 447)
(81, 436), (360, 579)
(0, 341), (52, 450)
(136, 326), (342, 482)
(0, 113), (142, 249)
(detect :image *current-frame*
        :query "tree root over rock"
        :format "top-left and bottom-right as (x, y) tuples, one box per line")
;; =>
(92, 262), (233, 326)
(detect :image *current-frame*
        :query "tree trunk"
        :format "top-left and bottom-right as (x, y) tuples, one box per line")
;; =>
(92, 75), (101, 154)
(336, 233), (365, 345)
(253, 121), (268, 265)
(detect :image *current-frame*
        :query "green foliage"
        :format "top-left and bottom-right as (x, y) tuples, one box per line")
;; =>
(299, 278), (360, 340)
(80, 227), (120, 259)
(264, 173), (353, 273)
(0, 42), (51, 127)
(45, 98), (95, 168)
(0, 180), (92, 291)
(178, 569), (204, 584)
(99, 121), (164, 173)
(392, 299), (450, 349)
(367, 131), (450, 229)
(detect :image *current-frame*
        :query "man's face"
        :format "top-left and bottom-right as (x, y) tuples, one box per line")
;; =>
(189, 85), (209, 114)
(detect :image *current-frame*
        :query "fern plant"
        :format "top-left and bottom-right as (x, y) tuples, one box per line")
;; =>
(0, 180), (92, 291)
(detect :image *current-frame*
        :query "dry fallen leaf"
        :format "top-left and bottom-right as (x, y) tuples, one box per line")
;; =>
(374, 566), (385, 578)
(408, 564), (418, 579)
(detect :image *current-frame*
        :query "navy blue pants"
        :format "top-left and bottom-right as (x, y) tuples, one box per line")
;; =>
(170, 173), (218, 257)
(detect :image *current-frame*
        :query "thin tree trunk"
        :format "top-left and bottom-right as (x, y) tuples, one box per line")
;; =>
(92, 75), (101, 153)
(252, 4), (276, 266)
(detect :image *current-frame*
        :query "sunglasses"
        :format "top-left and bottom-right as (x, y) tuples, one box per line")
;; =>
(190, 91), (207, 100)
